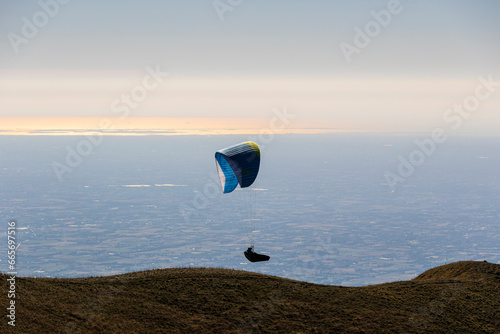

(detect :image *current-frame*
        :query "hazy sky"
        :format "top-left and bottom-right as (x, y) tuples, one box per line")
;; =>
(1, 0), (499, 132)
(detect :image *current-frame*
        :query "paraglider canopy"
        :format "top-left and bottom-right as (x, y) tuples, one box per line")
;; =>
(215, 141), (260, 194)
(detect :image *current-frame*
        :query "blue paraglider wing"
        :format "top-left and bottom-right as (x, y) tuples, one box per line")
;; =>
(215, 153), (239, 194)
(215, 141), (260, 194)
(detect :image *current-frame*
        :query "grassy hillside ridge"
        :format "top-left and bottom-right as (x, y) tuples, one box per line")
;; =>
(1, 261), (499, 333)
(413, 260), (500, 282)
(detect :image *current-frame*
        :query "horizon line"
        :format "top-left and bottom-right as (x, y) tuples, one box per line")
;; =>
(0, 117), (364, 135)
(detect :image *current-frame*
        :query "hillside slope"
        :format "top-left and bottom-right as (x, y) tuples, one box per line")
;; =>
(1, 261), (499, 333)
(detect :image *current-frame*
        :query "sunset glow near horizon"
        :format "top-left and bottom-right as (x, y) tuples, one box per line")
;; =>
(0, 117), (365, 136)
(1, 74), (500, 135)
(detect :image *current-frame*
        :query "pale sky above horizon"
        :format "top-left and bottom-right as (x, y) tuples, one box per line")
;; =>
(1, 0), (499, 133)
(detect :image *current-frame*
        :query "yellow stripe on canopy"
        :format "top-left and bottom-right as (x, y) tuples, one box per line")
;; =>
(243, 141), (260, 157)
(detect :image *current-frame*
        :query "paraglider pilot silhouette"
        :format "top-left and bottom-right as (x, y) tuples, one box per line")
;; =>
(215, 141), (270, 263)
(244, 246), (270, 263)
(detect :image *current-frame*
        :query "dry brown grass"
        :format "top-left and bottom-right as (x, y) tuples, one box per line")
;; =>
(1, 261), (499, 333)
